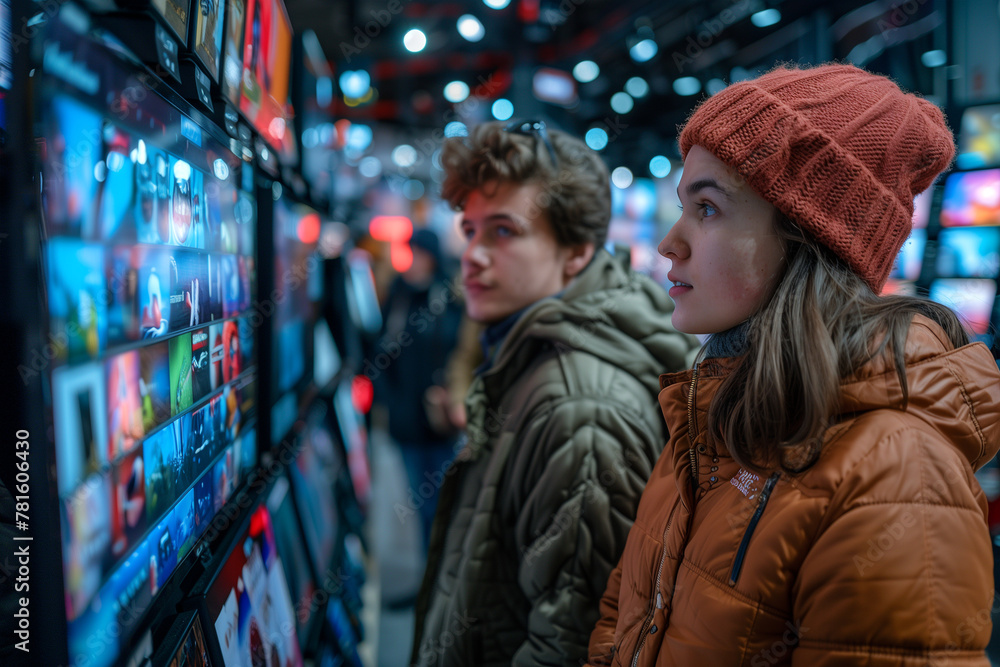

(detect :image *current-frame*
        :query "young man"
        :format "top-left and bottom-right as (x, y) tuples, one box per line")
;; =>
(410, 120), (699, 666)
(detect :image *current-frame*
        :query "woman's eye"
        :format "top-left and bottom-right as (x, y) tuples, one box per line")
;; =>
(495, 226), (514, 238)
(699, 202), (718, 217)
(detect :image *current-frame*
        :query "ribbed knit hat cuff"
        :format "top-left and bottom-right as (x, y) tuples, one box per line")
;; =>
(680, 84), (913, 291)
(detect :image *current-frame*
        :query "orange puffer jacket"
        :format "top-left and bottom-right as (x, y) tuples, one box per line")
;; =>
(588, 317), (1000, 667)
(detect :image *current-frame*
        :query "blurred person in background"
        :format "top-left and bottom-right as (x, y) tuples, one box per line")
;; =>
(410, 120), (700, 666)
(374, 228), (464, 555)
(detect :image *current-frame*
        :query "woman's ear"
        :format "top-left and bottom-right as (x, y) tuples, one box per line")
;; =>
(564, 242), (596, 279)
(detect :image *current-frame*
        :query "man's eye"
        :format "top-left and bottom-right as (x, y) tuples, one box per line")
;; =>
(495, 226), (514, 237)
(699, 203), (718, 217)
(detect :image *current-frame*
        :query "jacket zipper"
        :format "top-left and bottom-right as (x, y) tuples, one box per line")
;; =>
(728, 472), (781, 586)
(629, 367), (700, 667)
(629, 505), (675, 667)
(687, 365), (700, 490)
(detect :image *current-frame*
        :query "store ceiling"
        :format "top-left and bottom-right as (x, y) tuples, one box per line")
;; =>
(283, 0), (943, 169)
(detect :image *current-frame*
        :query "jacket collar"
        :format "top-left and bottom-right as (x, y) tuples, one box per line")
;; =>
(656, 316), (1000, 471)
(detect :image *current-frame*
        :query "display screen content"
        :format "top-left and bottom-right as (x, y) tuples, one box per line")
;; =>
(935, 227), (1000, 279)
(928, 278), (997, 336)
(220, 0), (246, 106)
(940, 169), (1000, 227)
(957, 104), (1000, 170)
(152, 0), (193, 46)
(267, 473), (320, 647)
(38, 13), (258, 667)
(193, 0), (226, 82)
(270, 197), (320, 439)
(239, 0), (296, 162)
(205, 503), (304, 667)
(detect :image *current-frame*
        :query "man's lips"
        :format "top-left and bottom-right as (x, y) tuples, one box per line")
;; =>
(463, 279), (490, 293)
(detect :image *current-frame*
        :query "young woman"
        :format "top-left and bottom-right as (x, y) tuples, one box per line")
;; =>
(588, 63), (1000, 666)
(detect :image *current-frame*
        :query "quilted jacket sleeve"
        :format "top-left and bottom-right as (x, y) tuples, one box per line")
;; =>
(791, 417), (995, 666)
(587, 557), (623, 666)
(507, 390), (660, 667)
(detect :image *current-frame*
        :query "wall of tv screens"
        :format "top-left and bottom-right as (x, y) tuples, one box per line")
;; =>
(883, 103), (1000, 355)
(22, 1), (370, 665)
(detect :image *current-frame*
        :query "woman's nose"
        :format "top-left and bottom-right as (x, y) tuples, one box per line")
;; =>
(658, 221), (688, 260)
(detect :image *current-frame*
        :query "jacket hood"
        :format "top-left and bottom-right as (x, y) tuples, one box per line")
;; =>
(658, 316), (1000, 471)
(838, 316), (1000, 470)
(482, 247), (699, 403)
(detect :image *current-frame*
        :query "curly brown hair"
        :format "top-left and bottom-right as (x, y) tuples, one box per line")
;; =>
(440, 121), (611, 248)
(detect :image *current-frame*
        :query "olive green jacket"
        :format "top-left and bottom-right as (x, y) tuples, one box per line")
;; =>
(411, 248), (699, 666)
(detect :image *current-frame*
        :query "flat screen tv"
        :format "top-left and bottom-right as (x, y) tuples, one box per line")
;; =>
(239, 0), (296, 163)
(36, 11), (259, 665)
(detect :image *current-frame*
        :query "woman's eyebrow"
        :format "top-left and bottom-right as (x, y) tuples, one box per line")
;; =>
(684, 178), (735, 201)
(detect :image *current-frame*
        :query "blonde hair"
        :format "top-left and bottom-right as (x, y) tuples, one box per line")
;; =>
(709, 214), (970, 474)
(440, 122), (610, 247)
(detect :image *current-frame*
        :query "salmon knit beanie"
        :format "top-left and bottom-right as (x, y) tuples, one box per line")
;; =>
(679, 63), (955, 291)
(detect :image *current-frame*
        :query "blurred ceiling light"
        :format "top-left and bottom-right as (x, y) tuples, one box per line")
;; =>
(339, 70), (370, 98)
(610, 92), (634, 114)
(359, 156), (382, 178)
(403, 180), (426, 200)
(625, 76), (649, 98)
(491, 98), (514, 120)
(457, 15), (485, 42)
(585, 128), (609, 150)
(444, 121), (468, 137)
(404, 29), (427, 52)
(483, 0), (510, 8)
(444, 81), (470, 103)
(573, 60), (600, 83)
(673, 76), (702, 96)
(346, 124), (373, 151)
(649, 155), (671, 178)
(629, 38), (658, 63)
(533, 68), (577, 106)
(611, 167), (634, 189)
(921, 49), (947, 68)
(706, 78), (727, 95)
(750, 9), (781, 28)
(392, 145), (418, 168)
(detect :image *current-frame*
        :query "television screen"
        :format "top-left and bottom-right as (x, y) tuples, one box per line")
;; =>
(221, 0), (246, 106)
(298, 29), (334, 197)
(957, 104), (1000, 169)
(913, 187), (933, 230)
(204, 503), (304, 667)
(151, 610), (213, 667)
(266, 473), (320, 648)
(239, 0), (296, 162)
(928, 278), (998, 336)
(288, 406), (341, 576)
(193, 0), (226, 82)
(889, 229), (927, 283)
(0, 0), (11, 90)
(935, 227), (1000, 279)
(38, 11), (259, 665)
(940, 169), (1000, 227)
(333, 382), (370, 507)
(152, 0), (193, 46)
